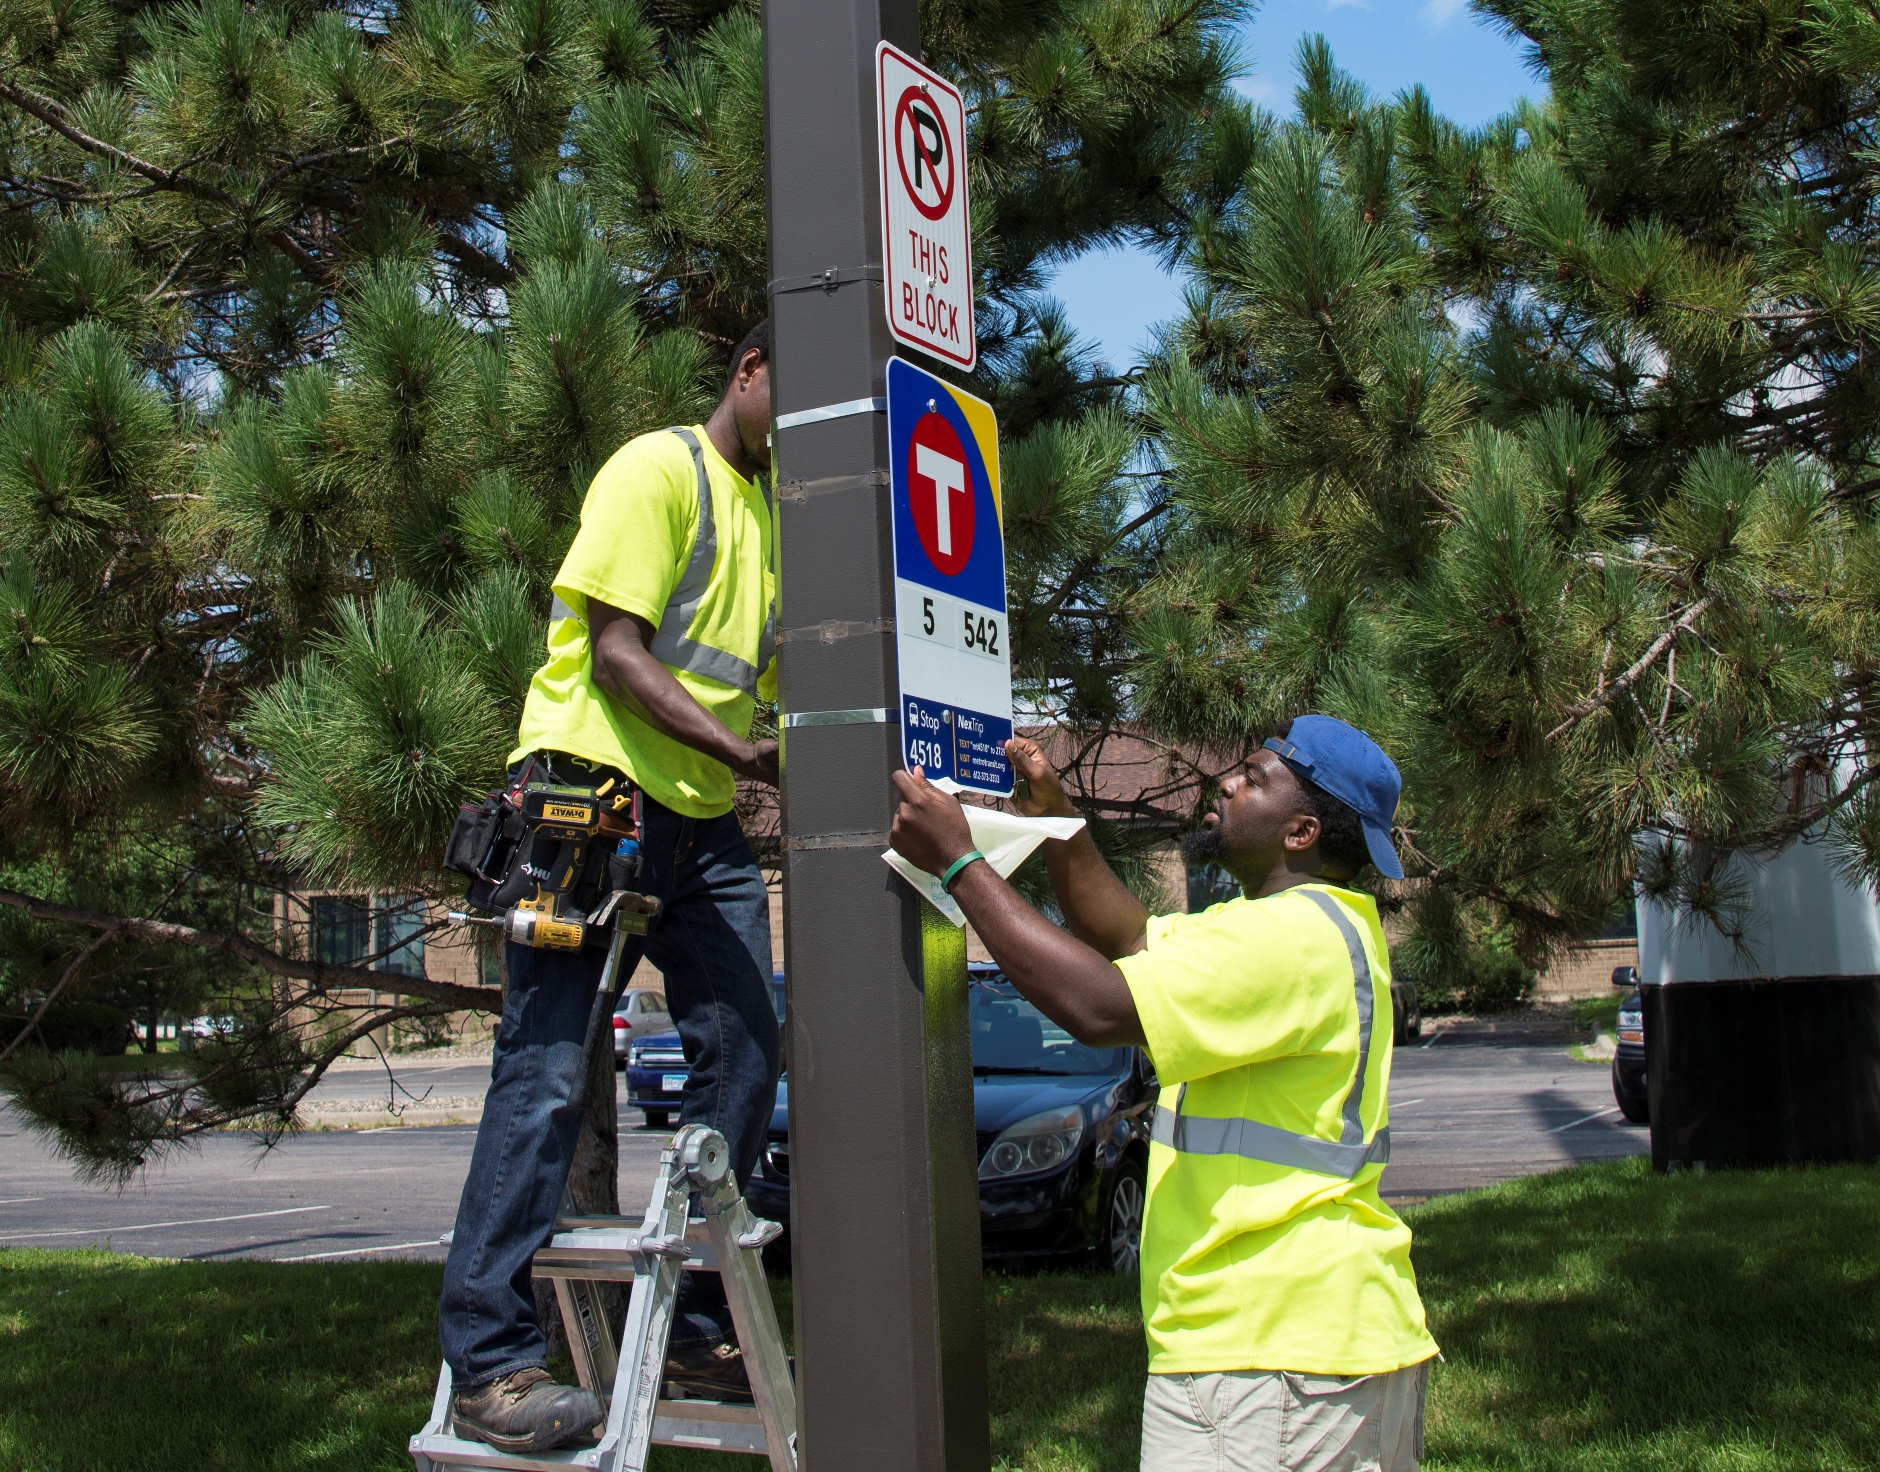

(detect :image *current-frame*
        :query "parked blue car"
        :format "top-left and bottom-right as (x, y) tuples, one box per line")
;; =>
(628, 964), (1155, 1271)
(623, 971), (786, 1126)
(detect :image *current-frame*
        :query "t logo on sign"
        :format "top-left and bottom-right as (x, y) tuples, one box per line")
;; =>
(909, 410), (975, 577)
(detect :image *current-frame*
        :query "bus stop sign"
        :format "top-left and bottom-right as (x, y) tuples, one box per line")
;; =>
(888, 356), (1011, 795)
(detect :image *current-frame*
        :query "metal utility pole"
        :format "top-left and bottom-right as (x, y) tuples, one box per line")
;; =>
(763, 1), (989, 1469)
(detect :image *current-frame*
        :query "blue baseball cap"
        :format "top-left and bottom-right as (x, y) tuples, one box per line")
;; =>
(1263, 714), (1404, 880)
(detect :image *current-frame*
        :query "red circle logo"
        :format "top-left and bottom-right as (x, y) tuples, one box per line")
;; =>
(894, 87), (954, 223)
(908, 411), (974, 577)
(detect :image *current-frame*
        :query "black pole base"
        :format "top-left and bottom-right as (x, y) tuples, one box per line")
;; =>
(1644, 976), (1880, 1172)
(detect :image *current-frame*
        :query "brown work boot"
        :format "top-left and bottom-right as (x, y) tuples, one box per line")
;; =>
(451, 1367), (603, 1452)
(664, 1339), (753, 1403)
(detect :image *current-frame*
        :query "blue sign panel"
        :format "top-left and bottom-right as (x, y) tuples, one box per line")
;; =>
(886, 357), (1013, 796)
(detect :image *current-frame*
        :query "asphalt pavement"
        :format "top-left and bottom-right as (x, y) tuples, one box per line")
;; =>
(1379, 1022), (1646, 1202)
(0, 1027), (1646, 1262)
(0, 1072), (673, 1265)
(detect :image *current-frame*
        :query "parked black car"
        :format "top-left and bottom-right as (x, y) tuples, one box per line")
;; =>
(623, 973), (786, 1127)
(1610, 966), (1647, 1123)
(1390, 975), (1421, 1045)
(711, 964), (1155, 1271)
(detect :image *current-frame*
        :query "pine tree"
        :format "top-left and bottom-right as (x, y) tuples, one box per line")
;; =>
(0, 0), (1250, 1179)
(1131, 5), (1880, 1004)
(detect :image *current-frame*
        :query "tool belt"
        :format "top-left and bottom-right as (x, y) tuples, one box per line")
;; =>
(443, 752), (659, 950)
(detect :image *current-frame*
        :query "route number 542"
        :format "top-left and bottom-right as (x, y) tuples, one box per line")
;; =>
(961, 608), (999, 655)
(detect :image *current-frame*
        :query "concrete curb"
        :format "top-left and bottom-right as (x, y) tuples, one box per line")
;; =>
(301, 1108), (484, 1130)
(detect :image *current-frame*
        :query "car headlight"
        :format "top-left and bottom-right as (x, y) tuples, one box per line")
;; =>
(628, 1043), (644, 1065)
(978, 1106), (1084, 1181)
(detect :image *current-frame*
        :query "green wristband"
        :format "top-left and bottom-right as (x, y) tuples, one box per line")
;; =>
(940, 850), (985, 893)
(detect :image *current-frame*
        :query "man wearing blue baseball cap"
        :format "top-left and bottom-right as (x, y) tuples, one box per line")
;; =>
(890, 714), (1439, 1471)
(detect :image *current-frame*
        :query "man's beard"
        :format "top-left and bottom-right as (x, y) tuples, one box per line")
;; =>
(1180, 824), (1224, 869)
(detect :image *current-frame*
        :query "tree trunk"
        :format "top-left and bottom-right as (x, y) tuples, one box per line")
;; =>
(532, 1026), (621, 1359)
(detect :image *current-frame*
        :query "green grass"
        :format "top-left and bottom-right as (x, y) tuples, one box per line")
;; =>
(5, 1158), (1879, 1470)
(1571, 993), (1625, 1031)
(1410, 1156), (1880, 1470)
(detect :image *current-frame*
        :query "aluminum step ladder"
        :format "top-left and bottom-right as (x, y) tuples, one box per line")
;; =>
(410, 1125), (797, 1472)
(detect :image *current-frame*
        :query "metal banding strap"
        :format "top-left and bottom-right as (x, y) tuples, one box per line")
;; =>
(783, 828), (892, 850)
(779, 470), (890, 504)
(547, 428), (769, 700)
(782, 708), (892, 728)
(1150, 888), (1390, 1179)
(775, 617), (894, 646)
(768, 264), (885, 297)
(774, 398), (887, 431)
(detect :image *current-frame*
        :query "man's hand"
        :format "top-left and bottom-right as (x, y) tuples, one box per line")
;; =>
(897, 758), (1147, 1049)
(735, 739), (780, 786)
(1006, 737), (1075, 819)
(889, 766), (976, 877)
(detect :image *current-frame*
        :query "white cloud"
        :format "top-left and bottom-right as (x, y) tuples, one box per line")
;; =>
(1326, 0), (1372, 11)
(1422, 0), (1467, 26)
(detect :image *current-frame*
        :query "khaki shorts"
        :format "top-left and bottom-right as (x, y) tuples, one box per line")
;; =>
(1140, 1358), (1431, 1472)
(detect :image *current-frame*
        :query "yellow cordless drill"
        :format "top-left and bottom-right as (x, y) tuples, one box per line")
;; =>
(445, 777), (659, 951)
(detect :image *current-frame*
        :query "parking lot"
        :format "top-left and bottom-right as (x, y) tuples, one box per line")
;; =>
(0, 1027), (1645, 1262)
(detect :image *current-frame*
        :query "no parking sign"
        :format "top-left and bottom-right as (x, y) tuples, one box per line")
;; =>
(888, 357), (1012, 795)
(877, 42), (975, 369)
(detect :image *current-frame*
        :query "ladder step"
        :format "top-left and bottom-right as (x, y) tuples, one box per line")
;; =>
(533, 1219), (720, 1280)
(411, 1400), (765, 1470)
(648, 1400), (769, 1455)
(407, 1431), (602, 1470)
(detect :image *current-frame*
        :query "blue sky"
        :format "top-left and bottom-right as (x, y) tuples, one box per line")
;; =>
(1047, 0), (1538, 370)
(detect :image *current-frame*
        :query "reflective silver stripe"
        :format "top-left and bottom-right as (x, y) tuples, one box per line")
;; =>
(547, 428), (764, 697)
(646, 426), (722, 659)
(648, 427), (762, 695)
(1300, 888), (1377, 1147)
(1151, 1104), (1390, 1176)
(1151, 887), (1389, 1179)
(659, 638), (760, 694)
(756, 599), (776, 672)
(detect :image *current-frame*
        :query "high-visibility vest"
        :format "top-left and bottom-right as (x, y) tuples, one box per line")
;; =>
(549, 427), (776, 697)
(1149, 889), (1390, 1177)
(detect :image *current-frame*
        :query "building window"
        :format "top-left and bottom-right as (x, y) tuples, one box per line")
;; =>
(313, 896), (370, 966)
(374, 895), (427, 978)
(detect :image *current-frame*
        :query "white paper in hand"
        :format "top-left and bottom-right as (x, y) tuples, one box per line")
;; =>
(884, 806), (1085, 926)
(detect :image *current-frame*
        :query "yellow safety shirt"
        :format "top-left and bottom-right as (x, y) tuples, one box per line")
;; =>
(509, 426), (776, 818)
(1116, 882), (1439, 1376)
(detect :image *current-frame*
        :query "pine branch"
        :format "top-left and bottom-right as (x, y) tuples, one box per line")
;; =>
(0, 888), (500, 1012)
(436, 230), (515, 285)
(1546, 598), (1713, 742)
(258, 138), (412, 195)
(272, 998), (460, 1115)
(0, 78), (330, 280)
(1038, 499), (1171, 618)
(0, 928), (118, 1064)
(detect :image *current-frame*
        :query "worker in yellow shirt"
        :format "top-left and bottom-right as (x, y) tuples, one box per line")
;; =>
(441, 322), (781, 1453)
(889, 714), (1439, 1470)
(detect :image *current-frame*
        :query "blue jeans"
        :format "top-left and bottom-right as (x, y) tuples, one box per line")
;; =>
(438, 794), (781, 1388)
